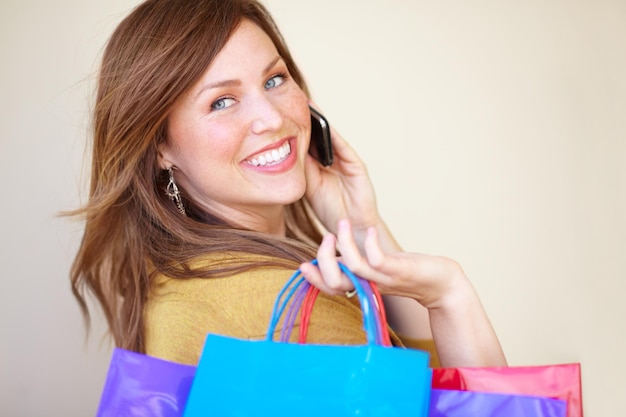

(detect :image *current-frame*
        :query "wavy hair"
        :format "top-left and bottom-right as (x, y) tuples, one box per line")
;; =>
(70, 0), (323, 352)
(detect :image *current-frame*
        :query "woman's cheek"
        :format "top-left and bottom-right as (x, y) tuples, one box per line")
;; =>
(292, 90), (312, 132)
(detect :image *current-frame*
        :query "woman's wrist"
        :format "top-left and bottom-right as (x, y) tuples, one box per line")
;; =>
(421, 259), (471, 310)
(425, 267), (507, 367)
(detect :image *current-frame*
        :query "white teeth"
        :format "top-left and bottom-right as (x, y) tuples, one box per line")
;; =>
(247, 142), (291, 167)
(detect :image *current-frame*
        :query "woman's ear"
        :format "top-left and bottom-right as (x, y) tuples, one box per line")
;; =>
(157, 143), (173, 171)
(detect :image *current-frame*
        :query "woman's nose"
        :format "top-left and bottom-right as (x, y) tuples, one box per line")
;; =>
(249, 97), (284, 135)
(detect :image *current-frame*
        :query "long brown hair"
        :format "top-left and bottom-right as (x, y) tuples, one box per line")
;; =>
(70, 0), (323, 352)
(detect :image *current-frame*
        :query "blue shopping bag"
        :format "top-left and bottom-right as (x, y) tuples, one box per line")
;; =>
(184, 261), (433, 416)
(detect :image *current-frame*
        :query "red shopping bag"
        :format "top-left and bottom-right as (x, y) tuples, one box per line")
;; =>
(432, 363), (582, 417)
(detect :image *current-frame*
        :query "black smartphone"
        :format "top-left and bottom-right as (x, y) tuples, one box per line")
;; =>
(308, 105), (333, 166)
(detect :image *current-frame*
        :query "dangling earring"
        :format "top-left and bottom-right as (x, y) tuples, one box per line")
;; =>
(165, 167), (186, 215)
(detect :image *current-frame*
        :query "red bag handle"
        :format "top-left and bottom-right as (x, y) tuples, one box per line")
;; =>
(298, 281), (391, 346)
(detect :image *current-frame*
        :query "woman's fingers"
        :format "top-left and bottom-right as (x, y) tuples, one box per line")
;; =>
(300, 233), (353, 296)
(335, 220), (390, 285)
(335, 220), (368, 267)
(363, 226), (386, 268)
(301, 220), (429, 299)
(316, 234), (343, 290)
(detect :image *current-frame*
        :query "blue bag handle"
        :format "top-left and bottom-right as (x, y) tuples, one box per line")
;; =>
(266, 260), (379, 345)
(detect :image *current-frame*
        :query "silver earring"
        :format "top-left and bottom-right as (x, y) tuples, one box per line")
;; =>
(165, 168), (186, 215)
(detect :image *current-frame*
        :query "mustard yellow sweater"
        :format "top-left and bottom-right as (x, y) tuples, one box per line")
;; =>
(144, 253), (439, 367)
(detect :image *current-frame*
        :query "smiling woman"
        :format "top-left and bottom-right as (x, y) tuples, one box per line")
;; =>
(69, 0), (506, 371)
(160, 20), (311, 234)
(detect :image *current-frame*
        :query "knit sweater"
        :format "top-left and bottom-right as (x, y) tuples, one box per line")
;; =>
(144, 253), (439, 367)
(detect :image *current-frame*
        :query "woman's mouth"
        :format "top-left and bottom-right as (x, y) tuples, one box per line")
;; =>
(245, 141), (291, 167)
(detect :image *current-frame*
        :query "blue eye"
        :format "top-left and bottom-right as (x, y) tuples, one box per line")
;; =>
(265, 73), (286, 90)
(211, 97), (236, 111)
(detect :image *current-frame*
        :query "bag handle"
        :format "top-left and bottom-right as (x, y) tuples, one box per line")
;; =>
(266, 260), (390, 346)
(298, 284), (320, 343)
(296, 271), (391, 346)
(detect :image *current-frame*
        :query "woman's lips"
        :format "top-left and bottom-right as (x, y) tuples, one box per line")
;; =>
(244, 139), (292, 167)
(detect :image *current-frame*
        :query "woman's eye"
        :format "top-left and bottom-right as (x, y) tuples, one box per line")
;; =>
(211, 97), (236, 111)
(265, 73), (286, 90)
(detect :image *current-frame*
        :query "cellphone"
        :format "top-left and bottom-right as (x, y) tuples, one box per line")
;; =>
(308, 105), (333, 166)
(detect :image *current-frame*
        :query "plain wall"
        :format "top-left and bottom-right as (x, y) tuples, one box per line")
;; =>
(1, 0), (624, 415)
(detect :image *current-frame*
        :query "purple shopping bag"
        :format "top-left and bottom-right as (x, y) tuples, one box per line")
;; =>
(96, 348), (196, 417)
(430, 389), (567, 417)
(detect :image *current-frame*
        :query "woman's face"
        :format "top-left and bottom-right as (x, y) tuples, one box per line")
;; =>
(160, 19), (311, 234)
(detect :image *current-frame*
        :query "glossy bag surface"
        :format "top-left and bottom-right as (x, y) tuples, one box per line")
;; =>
(430, 389), (567, 417)
(183, 261), (432, 417)
(185, 335), (431, 416)
(432, 363), (582, 417)
(96, 348), (195, 417)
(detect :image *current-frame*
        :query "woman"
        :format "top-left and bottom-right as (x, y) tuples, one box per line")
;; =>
(71, 0), (506, 368)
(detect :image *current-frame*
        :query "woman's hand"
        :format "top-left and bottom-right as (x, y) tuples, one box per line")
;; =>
(304, 110), (382, 243)
(300, 219), (460, 307)
(299, 219), (507, 368)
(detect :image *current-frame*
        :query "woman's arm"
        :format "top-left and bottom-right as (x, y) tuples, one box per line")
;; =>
(304, 113), (505, 366)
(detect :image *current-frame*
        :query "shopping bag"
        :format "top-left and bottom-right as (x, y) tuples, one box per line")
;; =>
(96, 348), (195, 417)
(184, 261), (433, 416)
(429, 389), (567, 417)
(432, 363), (582, 417)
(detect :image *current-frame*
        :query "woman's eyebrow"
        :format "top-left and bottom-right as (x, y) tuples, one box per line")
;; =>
(262, 56), (282, 74)
(194, 56), (283, 101)
(194, 79), (240, 101)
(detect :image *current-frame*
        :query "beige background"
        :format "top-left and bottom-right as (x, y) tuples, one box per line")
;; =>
(1, 0), (624, 415)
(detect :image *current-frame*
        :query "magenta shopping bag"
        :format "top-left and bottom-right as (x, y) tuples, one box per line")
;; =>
(95, 348), (195, 417)
(432, 363), (583, 417)
(430, 389), (567, 417)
